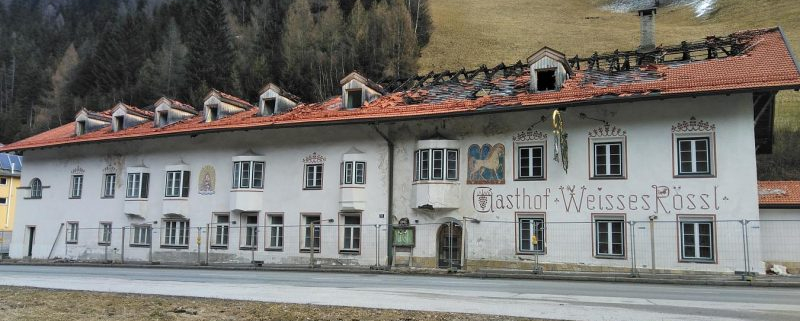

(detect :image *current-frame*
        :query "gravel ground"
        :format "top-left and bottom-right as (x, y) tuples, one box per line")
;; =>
(0, 286), (551, 321)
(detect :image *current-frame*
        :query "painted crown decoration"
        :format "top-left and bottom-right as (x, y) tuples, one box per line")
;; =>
(302, 152), (327, 164)
(672, 117), (716, 132)
(588, 123), (627, 138)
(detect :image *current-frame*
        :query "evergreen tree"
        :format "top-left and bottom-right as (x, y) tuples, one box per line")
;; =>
(42, 43), (80, 125)
(186, 0), (235, 104)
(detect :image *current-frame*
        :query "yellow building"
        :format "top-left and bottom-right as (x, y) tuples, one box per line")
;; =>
(0, 151), (22, 257)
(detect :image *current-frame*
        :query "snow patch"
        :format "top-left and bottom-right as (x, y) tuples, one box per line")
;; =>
(602, 0), (717, 18)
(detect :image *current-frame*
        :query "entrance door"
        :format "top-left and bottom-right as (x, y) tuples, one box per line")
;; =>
(437, 222), (462, 269)
(26, 226), (35, 257)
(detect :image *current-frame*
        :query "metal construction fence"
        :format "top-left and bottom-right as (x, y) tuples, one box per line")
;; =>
(49, 219), (800, 275)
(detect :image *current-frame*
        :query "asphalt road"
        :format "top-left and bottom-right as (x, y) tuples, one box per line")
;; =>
(0, 265), (797, 321)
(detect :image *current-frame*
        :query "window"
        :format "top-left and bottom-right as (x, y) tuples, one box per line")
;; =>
(157, 110), (168, 127)
(69, 175), (83, 199)
(304, 164), (323, 189)
(207, 105), (219, 121)
(165, 170), (190, 197)
(677, 137), (711, 176)
(113, 115), (124, 131)
(593, 142), (623, 178)
(517, 145), (545, 180)
(0, 178), (6, 185)
(232, 161), (264, 189)
(66, 222), (79, 243)
(340, 214), (361, 253)
(0, 198), (6, 205)
(102, 174), (116, 198)
(131, 224), (152, 246)
(347, 89), (363, 108)
(595, 219), (624, 257)
(680, 219), (715, 261)
(341, 161), (366, 185)
(30, 178), (42, 199)
(76, 120), (86, 135)
(241, 214), (258, 249)
(518, 215), (545, 253)
(163, 220), (189, 247)
(267, 215), (284, 250)
(414, 149), (458, 181)
(536, 69), (557, 91)
(212, 214), (229, 247)
(301, 214), (321, 252)
(99, 223), (112, 245)
(126, 173), (150, 198)
(264, 98), (276, 115)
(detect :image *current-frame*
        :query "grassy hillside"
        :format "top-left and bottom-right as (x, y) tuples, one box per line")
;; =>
(421, 0), (800, 180)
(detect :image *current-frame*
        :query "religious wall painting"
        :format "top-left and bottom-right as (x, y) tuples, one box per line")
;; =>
(467, 143), (505, 184)
(198, 165), (216, 195)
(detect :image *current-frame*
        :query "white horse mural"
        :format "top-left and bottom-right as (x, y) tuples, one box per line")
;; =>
(468, 143), (505, 184)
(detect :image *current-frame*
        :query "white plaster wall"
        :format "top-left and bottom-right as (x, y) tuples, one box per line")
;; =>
(10, 124), (390, 266)
(388, 93), (761, 273)
(757, 209), (800, 264)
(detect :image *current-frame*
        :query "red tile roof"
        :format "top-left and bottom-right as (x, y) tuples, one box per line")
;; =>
(758, 181), (800, 207)
(2, 28), (799, 152)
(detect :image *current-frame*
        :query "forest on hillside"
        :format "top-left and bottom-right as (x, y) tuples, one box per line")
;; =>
(0, 0), (431, 144)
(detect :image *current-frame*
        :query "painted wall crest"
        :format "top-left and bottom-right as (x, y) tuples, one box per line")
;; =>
(468, 143), (505, 184)
(513, 115), (548, 142)
(588, 123), (627, 138)
(303, 152), (326, 164)
(70, 166), (85, 175)
(198, 165), (216, 195)
(672, 117), (715, 132)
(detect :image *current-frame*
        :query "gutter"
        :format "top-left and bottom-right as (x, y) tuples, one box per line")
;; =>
(778, 26), (800, 75)
(759, 204), (800, 210)
(370, 124), (394, 268)
(5, 84), (800, 154)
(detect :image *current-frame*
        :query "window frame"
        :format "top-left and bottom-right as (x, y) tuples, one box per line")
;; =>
(346, 88), (363, 109)
(300, 214), (321, 253)
(211, 213), (230, 249)
(240, 213), (259, 250)
(414, 148), (459, 182)
(589, 138), (626, 179)
(263, 98), (277, 115)
(69, 175), (83, 199)
(592, 214), (626, 259)
(673, 134), (715, 178)
(157, 110), (169, 127)
(0, 177), (6, 185)
(266, 213), (284, 251)
(66, 221), (79, 244)
(515, 213), (546, 255)
(0, 198), (6, 205)
(164, 170), (190, 198)
(515, 143), (546, 181)
(98, 222), (112, 245)
(535, 68), (558, 91)
(341, 161), (366, 185)
(102, 173), (116, 198)
(130, 224), (152, 247)
(162, 219), (190, 248)
(232, 161), (265, 189)
(304, 163), (324, 190)
(677, 215), (717, 263)
(30, 178), (42, 199)
(339, 213), (361, 254)
(126, 172), (150, 199)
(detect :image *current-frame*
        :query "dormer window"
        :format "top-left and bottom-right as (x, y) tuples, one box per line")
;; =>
(76, 120), (86, 136)
(203, 90), (254, 122)
(113, 116), (124, 132)
(346, 89), (363, 109)
(263, 98), (276, 115)
(157, 111), (169, 127)
(527, 47), (572, 93)
(536, 69), (557, 91)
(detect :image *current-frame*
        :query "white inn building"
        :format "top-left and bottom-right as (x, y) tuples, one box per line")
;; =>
(3, 13), (800, 274)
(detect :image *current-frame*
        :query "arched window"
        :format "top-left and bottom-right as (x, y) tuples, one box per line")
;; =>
(30, 178), (42, 199)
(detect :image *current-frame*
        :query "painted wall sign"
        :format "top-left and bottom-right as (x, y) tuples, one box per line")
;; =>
(198, 165), (216, 195)
(302, 152), (326, 164)
(467, 143), (505, 184)
(472, 184), (723, 214)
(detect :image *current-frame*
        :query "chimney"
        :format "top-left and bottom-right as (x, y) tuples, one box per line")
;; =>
(637, 7), (657, 53)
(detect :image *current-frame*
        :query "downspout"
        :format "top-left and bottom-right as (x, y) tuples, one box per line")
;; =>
(371, 123), (394, 267)
(5, 163), (13, 229)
